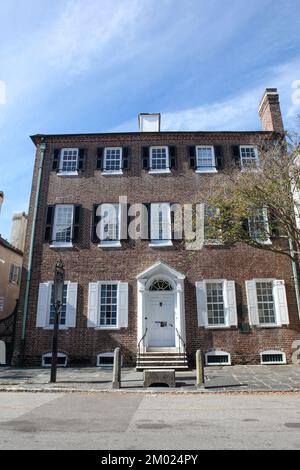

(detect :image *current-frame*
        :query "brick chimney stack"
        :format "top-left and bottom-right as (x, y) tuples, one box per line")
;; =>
(258, 88), (284, 133)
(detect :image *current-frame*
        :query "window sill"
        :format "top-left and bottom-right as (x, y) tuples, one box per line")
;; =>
(94, 327), (121, 331)
(195, 168), (218, 174)
(42, 326), (69, 330)
(102, 170), (123, 176)
(57, 171), (79, 176)
(149, 241), (173, 248)
(255, 324), (283, 329)
(205, 325), (232, 330)
(148, 169), (171, 175)
(98, 242), (122, 249)
(50, 243), (73, 249)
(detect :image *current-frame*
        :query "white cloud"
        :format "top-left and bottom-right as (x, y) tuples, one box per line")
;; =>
(0, 81), (6, 104)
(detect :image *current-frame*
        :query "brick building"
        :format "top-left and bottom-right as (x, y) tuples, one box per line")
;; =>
(13, 88), (300, 368)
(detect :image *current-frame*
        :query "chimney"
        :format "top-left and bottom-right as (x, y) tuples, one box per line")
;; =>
(258, 88), (284, 133)
(10, 212), (28, 252)
(138, 113), (161, 132)
(0, 192), (3, 217)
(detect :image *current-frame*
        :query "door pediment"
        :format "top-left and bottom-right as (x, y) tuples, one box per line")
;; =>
(136, 261), (185, 282)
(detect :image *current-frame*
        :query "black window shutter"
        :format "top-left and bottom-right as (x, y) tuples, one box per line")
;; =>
(232, 146), (240, 166)
(78, 149), (85, 170)
(142, 147), (150, 170)
(92, 204), (101, 243)
(122, 147), (130, 170)
(45, 205), (54, 242)
(214, 146), (224, 170)
(242, 217), (249, 236)
(72, 205), (81, 242)
(96, 148), (104, 170)
(52, 149), (61, 171)
(188, 146), (196, 169)
(169, 146), (177, 169)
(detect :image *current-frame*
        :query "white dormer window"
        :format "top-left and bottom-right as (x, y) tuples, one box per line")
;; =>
(149, 146), (170, 173)
(59, 148), (79, 174)
(240, 146), (259, 168)
(103, 148), (122, 174)
(196, 146), (217, 173)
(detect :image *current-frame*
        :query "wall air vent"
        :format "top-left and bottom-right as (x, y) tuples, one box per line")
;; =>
(42, 352), (67, 367)
(260, 350), (286, 365)
(205, 350), (231, 366)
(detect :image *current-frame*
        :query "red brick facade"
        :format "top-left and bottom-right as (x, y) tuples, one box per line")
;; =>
(12, 93), (300, 368)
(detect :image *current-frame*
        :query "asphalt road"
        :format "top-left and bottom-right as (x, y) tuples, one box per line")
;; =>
(0, 392), (300, 450)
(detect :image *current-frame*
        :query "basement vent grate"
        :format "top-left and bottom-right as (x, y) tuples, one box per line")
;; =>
(260, 351), (286, 365)
(42, 353), (67, 367)
(205, 351), (231, 366)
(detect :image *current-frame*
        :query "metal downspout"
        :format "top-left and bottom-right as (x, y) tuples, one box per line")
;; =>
(289, 238), (300, 322)
(20, 141), (46, 365)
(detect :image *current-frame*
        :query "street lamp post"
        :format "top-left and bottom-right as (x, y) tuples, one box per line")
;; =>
(50, 259), (65, 383)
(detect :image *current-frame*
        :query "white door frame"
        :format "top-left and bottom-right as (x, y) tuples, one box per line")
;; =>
(136, 261), (186, 352)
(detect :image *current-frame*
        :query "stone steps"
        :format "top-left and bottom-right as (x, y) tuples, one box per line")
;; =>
(136, 351), (189, 371)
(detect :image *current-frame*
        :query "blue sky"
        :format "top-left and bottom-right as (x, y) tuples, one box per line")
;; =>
(0, 0), (300, 239)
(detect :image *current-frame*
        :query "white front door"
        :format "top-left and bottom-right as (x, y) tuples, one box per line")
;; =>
(146, 293), (175, 347)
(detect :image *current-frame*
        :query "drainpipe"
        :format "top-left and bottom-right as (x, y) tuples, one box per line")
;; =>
(20, 140), (46, 366)
(289, 238), (300, 322)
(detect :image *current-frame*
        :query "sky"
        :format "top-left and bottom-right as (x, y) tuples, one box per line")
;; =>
(0, 0), (300, 239)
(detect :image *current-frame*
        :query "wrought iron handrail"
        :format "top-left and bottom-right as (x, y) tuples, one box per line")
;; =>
(175, 328), (186, 355)
(137, 328), (148, 357)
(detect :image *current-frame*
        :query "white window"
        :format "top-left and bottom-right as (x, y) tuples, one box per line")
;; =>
(36, 281), (78, 329)
(196, 146), (217, 173)
(103, 147), (122, 174)
(59, 148), (78, 174)
(52, 205), (74, 247)
(98, 203), (121, 248)
(97, 352), (115, 368)
(87, 282), (128, 329)
(205, 350), (231, 366)
(9, 264), (21, 284)
(248, 208), (271, 244)
(246, 279), (289, 327)
(240, 146), (259, 167)
(149, 146), (170, 173)
(149, 203), (172, 247)
(196, 280), (237, 328)
(42, 352), (68, 368)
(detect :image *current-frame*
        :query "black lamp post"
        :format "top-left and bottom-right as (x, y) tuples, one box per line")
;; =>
(50, 259), (65, 383)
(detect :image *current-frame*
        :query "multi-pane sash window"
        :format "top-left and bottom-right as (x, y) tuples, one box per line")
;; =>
(150, 147), (169, 171)
(99, 204), (120, 244)
(100, 284), (118, 327)
(104, 148), (122, 172)
(206, 282), (225, 325)
(9, 264), (21, 284)
(60, 149), (78, 173)
(49, 284), (68, 326)
(256, 281), (276, 324)
(196, 146), (216, 171)
(53, 205), (74, 245)
(240, 146), (258, 167)
(150, 203), (172, 244)
(248, 208), (270, 243)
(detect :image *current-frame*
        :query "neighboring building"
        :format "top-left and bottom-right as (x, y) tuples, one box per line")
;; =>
(13, 88), (300, 368)
(10, 212), (28, 252)
(0, 236), (23, 320)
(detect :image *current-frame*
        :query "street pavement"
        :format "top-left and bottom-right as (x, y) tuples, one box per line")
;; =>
(0, 392), (300, 449)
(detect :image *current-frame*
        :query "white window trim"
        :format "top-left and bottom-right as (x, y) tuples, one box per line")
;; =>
(248, 207), (272, 245)
(58, 148), (79, 176)
(205, 350), (231, 366)
(50, 204), (74, 248)
(98, 203), (121, 248)
(203, 279), (231, 329)
(195, 145), (217, 174)
(96, 281), (120, 330)
(149, 202), (173, 247)
(42, 352), (68, 368)
(149, 146), (171, 174)
(260, 350), (286, 365)
(252, 278), (279, 328)
(103, 147), (123, 175)
(239, 145), (259, 169)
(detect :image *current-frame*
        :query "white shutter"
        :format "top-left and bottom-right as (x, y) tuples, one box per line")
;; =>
(66, 282), (78, 328)
(36, 282), (51, 328)
(246, 280), (259, 325)
(87, 283), (99, 328)
(273, 280), (289, 325)
(118, 282), (128, 328)
(224, 280), (237, 326)
(195, 281), (207, 327)
(151, 203), (160, 240)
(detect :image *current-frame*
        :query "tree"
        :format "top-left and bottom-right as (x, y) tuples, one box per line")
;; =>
(203, 134), (300, 263)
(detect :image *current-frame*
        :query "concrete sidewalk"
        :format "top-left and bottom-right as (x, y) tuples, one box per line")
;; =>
(0, 364), (300, 393)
